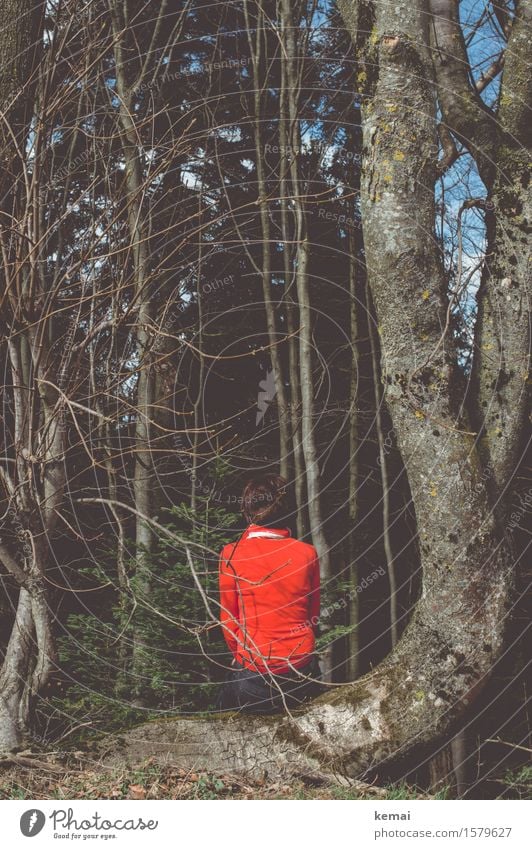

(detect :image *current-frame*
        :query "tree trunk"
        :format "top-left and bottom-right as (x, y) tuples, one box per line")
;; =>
(0, 1), (57, 754)
(279, 72), (307, 538)
(0, 329), (64, 750)
(427, 0), (531, 500)
(469, 1), (532, 498)
(0, 0), (43, 201)
(0, 589), (34, 752)
(110, 0), (156, 704)
(368, 286), (397, 648)
(244, 1), (290, 478)
(346, 228), (360, 680)
(428, 728), (468, 797)
(279, 0), (333, 680)
(191, 192), (205, 516)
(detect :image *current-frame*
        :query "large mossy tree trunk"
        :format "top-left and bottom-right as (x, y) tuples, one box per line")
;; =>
(97, 0), (527, 782)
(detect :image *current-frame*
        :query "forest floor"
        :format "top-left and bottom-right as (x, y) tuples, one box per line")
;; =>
(1, 751), (529, 800)
(0, 751), (439, 800)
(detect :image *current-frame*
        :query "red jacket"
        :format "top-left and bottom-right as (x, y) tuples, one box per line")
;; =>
(218, 524), (320, 673)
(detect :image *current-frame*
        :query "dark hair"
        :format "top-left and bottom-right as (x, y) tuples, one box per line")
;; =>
(241, 474), (289, 527)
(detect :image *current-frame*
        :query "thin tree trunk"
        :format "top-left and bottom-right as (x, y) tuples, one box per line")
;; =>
(0, 331), (61, 749)
(245, 2), (290, 478)
(450, 729), (469, 797)
(0, 0), (43, 201)
(0, 589), (34, 751)
(428, 745), (456, 795)
(279, 0), (333, 680)
(428, 728), (468, 797)
(191, 192), (204, 516)
(347, 229), (360, 679)
(279, 58), (307, 538)
(368, 285), (397, 648)
(110, 0), (155, 704)
(106, 454), (130, 697)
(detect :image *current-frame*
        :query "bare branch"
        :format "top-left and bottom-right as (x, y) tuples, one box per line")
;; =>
(436, 123), (461, 172)
(429, 0), (499, 185)
(0, 540), (28, 588)
(475, 51), (505, 93)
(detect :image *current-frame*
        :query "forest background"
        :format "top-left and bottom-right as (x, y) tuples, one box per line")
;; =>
(0, 0), (530, 799)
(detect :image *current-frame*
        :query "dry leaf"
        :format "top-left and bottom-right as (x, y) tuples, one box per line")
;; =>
(128, 784), (147, 799)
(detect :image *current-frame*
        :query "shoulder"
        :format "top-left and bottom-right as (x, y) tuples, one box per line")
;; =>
(219, 542), (232, 559)
(288, 538), (318, 561)
(220, 537), (242, 559)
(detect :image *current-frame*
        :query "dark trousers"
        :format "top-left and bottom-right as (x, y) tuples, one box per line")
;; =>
(217, 655), (323, 714)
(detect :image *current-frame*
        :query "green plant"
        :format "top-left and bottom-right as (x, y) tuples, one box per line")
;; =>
(195, 774), (226, 799)
(0, 784), (29, 800)
(52, 495), (236, 736)
(499, 765), (532, 799)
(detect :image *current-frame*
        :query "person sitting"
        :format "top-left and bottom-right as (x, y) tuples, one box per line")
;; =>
(217, 473), (322, 713)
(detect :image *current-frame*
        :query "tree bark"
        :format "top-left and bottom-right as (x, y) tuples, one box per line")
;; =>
(191, 191), (205, 516)
(428, 0), (499, 186)
(468, 1), (532, 497)
(109, 0), (156, 704)
(244, 1), (291, 478)
(0, 0), (44, 201)
(0, 589), (35, 751)
(279, 66), (307, 538)
(368, 285), (397, 648)
(346, 227), (360, 679)
(0, 0), (58, 752)
(279, 0), (333, 680)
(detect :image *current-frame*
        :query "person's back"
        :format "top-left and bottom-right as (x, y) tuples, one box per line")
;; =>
(217, 474), (322, 713)
(219, 523), (320, 673)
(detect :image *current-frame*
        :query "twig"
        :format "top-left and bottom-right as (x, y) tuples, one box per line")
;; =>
(485, 738), (532, 754)
(0, 754), (63, 773)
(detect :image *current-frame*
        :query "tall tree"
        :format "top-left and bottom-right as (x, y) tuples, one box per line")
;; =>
(278, 0), (334, 678)
(0, 0), (59, 750)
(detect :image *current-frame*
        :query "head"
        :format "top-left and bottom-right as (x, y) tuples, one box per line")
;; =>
(241, 474), (290, 528)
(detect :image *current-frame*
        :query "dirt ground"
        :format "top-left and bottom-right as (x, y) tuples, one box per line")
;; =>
(0, 751), (432, 800)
